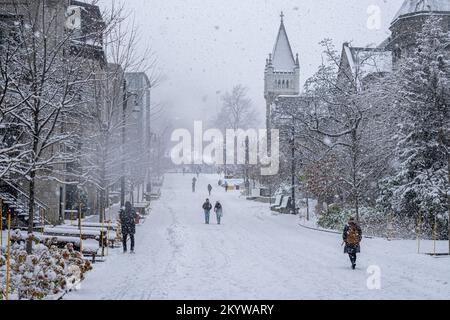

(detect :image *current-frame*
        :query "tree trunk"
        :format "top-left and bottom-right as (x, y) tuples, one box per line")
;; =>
(447, 154), (450, 254)
(26, 171), (36, 254)
(355, 194), (360, 222)
(306, 194), (310, 221)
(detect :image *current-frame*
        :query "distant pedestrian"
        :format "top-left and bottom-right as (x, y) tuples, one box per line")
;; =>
(224, 182), (229, 192)
(192, 177), (197, 192)
(120, 201), (136, 254)
(202, 199), (212, 224)
(207, 184), (213, 196)
(214, 201), (223, 225)
(342, 217), (362, 270)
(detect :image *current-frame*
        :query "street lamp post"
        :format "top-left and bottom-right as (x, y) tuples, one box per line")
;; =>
(121, 79), (127, 208)
(290, 116), (296, 215)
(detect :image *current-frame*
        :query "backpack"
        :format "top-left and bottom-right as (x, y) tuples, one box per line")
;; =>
(347, 225), (360, 245)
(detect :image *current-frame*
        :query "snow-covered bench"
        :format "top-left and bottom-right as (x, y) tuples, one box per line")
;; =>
(81, 222), (119, 231)
(44, 227), (117, 247)
(59, 224), (117, 232)
(13, 232), (100, 263)
(273, 196), (291, 213)
(270, 195), (284, 211)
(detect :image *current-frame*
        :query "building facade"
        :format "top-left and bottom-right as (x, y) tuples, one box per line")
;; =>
(0, 0), (107, 224)
(264, 12), (300, 140)
(338, 0), (450, 84)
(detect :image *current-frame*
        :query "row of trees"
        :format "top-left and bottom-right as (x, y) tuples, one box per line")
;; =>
(0, 0), (160, 253)
(273, 17), (449, 241)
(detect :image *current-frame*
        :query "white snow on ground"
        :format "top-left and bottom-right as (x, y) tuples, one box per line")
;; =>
(65, 174), (450, 300)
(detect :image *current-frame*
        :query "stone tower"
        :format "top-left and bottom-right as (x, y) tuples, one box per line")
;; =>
(386, 0), (450, 66)
(264, 12), (300, 137)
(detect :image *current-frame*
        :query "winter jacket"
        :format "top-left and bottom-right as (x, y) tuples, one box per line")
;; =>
(120, 205), (136, 235)
(202, 202), (212, 212)
(208, 185), (212, 191)
(343, 223), (362, 254)
(214, 203), (223, 216)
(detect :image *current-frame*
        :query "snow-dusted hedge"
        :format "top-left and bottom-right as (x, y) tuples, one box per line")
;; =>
(317, 206), (420, 239)
(0, 232), (92, 300)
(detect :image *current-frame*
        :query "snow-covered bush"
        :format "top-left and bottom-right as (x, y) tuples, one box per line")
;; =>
(0, 233), (92, 300)
(317, 204), (349, 231)
(317, 206), (419, 239)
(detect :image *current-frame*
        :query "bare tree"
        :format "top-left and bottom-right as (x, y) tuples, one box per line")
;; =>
(215, 85), (257, 131)
(77, 3), (161, 218)
(0, 0), (114, 253)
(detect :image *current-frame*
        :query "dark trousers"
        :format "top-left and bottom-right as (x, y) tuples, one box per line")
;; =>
(123, 233), (135, 252)
(348, 251), (357, 265)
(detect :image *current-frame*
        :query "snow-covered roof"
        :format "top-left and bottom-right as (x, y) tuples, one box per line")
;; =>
(339, 44), (392, 89)
(346, 46), (392, 77)
(392, 0), (450, 24)
(271, 15), (297, 72)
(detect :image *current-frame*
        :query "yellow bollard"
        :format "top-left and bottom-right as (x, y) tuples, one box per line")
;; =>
(433, 216), (437, 256)
(79, 204), (83, 254)
(417, 213), (422, 254)
(106, 207), (111, 256)
(5, 209), (11, 301)
(40, 208), (45, 234)
(0, 199), (3, 248)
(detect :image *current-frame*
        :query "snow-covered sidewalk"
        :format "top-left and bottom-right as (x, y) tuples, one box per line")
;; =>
(65, 173), (450, 300)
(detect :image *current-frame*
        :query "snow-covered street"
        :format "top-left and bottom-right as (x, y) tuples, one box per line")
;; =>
(65, 174), (450, 300)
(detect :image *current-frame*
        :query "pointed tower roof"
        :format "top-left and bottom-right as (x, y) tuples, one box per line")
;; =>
(271, 12), (297, 72)
(392, 0), (450, 24)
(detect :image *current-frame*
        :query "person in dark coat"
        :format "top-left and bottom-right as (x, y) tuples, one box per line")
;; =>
(214, 201), (223, 225)
(207, 184), (213, 196)
(192, 177), (197, 192)
(120, 201), (136, 253)
(202, 199), (212, 224)
(342, 217), (362, 269)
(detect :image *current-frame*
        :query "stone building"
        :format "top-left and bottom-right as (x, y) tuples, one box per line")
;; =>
(125, 72), (152, 202)
(386, 0), (450, 66)
(0, 0), (106, 224)
(338, 0), (450, 85)
(264, 12), (300, 145)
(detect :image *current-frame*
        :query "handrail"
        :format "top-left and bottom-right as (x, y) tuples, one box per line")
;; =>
(0, 179), (49, 211)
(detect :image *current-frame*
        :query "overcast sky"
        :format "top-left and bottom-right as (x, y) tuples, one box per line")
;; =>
(99, 0), (405, 127)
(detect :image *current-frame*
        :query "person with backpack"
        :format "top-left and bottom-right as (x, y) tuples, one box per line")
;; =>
(214, 201), (223, 225)
(207, 184), (213, 196)
(120, 201), (137, 254)
(202, 199), (212, 224)
(342, 217), (362, 270)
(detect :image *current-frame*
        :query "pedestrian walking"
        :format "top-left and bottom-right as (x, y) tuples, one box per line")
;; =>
(214, 201), (223, 225)
(192, 177), (197, 192)
(342, 217), (362, 270)
(208, 184), (213, 196)
(202, 199), (212, 224)
(120, 201), (137, 254)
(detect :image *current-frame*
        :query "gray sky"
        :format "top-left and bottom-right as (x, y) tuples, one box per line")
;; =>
(100, 0), (404, 127)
